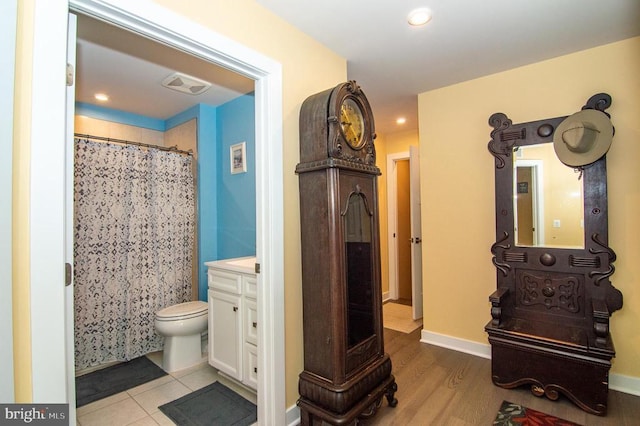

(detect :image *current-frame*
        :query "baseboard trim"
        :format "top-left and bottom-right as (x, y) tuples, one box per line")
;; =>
(610, 373), (640, 396)
(286, 403), (300, 426)
(420, 328), (640, 396)
(420, 329), (491, 360)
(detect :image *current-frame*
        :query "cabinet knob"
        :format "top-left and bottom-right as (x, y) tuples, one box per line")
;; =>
(252, 321), (257, 328)
(233, 306), (238, 312)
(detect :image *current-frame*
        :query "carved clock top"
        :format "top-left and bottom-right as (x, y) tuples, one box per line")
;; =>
(297, 81), (379, 174)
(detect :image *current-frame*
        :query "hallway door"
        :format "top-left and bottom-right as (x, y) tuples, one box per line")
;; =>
(409, 146), (423, 320)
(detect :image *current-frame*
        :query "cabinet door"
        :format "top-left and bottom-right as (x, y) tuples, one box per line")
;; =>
(244, 298), (258, 346)
(243, 342), (258, 390)
(208, 290), (242, 380)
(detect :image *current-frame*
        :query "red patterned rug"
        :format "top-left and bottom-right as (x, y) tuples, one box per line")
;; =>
(493, 401), (582, 425)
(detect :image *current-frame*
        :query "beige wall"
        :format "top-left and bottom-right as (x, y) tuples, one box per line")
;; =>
(12, 0), (35, 402)
(418, 36), (640, 378)
(517, 143), (584, 248)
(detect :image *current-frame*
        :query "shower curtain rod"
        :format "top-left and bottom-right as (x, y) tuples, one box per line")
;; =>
(74, 133), (193, 156)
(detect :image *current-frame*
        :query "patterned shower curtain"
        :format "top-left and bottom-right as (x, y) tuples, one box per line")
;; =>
(73, 139), (195, 370)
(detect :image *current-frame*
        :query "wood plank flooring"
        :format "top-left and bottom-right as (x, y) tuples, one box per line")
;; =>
(361, 328), (640, 425)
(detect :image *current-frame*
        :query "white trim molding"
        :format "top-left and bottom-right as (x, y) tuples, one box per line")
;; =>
(420, 329), (491, 360)
(286, 403), (300, 426)
(0, 0), (17, 404)
(610, 374), (640, 397)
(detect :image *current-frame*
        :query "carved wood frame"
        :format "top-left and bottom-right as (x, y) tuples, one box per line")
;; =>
(487, 93), (622, 347)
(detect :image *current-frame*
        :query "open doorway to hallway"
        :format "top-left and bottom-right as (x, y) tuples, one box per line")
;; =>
(384, 149), (423, 334)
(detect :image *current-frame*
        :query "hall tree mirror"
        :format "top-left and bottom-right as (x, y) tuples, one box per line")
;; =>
(485, 93), (623, 415)
(512, 143), (584, 248)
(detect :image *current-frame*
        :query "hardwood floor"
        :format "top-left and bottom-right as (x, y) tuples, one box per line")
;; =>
(362, 328), (640, 425)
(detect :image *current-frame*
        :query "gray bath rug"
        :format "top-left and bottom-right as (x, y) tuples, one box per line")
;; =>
(159, 381), (257, 426)
(75, 356), (167, 407)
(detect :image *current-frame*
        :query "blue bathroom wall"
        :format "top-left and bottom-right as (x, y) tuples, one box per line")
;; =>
(216, 93), (256, 260)
(166, 105), (219, 301)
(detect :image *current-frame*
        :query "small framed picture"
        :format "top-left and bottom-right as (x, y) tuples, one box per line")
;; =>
(230, 142), (247, 174)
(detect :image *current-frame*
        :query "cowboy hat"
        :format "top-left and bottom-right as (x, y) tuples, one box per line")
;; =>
(553, 109), (613, 167)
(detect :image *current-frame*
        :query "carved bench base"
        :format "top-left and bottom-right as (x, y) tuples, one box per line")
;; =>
(487, 323), (614, 415)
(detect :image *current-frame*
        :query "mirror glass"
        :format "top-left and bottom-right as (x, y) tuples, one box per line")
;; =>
(513, 143), (584, 249)
(344, 193), (375, 348)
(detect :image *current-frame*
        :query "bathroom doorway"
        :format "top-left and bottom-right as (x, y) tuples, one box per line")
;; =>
(51, 1), (285, 423)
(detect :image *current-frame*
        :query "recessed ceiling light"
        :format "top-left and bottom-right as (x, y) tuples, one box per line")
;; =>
(94, 93), (109, 102)
(408, 8), (432, 26)
(396, 117), (407, 125)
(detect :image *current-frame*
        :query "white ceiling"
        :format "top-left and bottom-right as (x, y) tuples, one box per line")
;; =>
(75, 15), (255, 121)
(77, 1), (640, 135)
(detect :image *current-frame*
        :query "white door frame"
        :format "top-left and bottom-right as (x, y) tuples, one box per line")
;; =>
(0, 0), (18, 403)
(514, 159), (545, 246)
(386, 150), (423, 319)
(31, 1), (284, 424)
(386, 152), (409, 301)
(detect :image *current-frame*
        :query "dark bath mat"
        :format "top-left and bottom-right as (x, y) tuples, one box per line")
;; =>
(75, 356), (167, 407)
(159, 381), (257, 426)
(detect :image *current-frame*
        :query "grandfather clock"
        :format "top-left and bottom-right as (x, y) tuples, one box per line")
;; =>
(296, 81), (397, 425)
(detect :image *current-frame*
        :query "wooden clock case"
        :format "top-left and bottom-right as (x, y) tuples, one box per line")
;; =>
(485, 93), (623, 415)
(296, 81), (397, 425)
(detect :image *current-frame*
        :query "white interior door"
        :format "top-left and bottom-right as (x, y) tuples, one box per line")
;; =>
(65, 13), (78, 424)
(409, 145), (423, 320)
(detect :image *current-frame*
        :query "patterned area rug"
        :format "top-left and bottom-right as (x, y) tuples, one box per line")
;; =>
(159, 381), (257, 426)
(493, 401), (582, 425)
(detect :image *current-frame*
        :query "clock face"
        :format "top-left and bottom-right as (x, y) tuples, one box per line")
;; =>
(340, 98), (365, 149)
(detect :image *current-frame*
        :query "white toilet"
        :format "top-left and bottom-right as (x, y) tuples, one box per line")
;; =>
(155, 300), (208, 372)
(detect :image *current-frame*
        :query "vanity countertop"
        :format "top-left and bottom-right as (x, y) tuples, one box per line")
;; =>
(205, 256), (256, 274)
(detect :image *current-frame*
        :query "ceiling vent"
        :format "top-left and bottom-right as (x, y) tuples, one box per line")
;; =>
(161, 72), (212, 95)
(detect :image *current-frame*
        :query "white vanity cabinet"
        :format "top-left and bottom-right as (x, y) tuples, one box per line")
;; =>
(205, 257), (257, 391)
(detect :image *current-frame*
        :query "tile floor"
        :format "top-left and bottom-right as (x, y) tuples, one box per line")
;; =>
(76, 352), (257, 426)
(76, 303), (416, 426)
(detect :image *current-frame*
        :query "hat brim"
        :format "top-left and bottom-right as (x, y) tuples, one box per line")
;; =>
(553, 109), (613, 167)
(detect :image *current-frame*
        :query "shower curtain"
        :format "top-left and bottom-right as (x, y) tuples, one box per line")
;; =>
(73, 138), (195, 370)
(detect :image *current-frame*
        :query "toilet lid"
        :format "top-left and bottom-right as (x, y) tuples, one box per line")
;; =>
(156, 301), (207, 320)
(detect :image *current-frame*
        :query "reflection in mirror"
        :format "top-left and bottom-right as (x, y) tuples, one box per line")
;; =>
(345, 193), (374, 348)
(513, 144), (584, 249)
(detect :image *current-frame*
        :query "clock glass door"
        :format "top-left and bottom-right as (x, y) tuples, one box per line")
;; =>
(345, 192), (375, 348)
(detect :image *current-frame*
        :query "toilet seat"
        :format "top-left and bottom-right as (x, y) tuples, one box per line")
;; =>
(156, 301), (207, 321)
